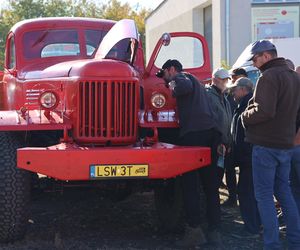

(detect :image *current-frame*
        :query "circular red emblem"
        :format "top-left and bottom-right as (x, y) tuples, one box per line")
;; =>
(282, 10), (287, 15)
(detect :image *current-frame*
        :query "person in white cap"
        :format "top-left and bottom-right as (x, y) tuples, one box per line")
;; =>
(241, 39), (300, 249)
(206, 68), (233, 189)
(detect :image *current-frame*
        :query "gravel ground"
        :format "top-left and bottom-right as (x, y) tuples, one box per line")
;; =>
(0, 183), (287, 250)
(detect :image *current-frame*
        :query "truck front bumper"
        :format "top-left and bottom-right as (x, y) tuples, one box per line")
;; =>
(17, 142), (211, 180)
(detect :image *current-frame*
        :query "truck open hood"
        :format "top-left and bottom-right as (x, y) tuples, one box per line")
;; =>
(95, 19), (139, 65)
(232, 43), (254, 69)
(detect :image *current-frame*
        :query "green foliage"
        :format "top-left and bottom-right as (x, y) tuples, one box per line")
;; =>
(102, 0), (131, 20)
(0, 0), (151, 70)
(221, 60), (231, 70)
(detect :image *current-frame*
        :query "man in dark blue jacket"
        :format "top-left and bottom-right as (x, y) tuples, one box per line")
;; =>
(229, 77), (261, 238)
(156, 59), (221, 247)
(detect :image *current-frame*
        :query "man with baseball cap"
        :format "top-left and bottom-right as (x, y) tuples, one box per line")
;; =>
(241, 40), (300, 249)
(206, 68), (232, 192)
(229, 77), (253, 96)
(156, 59), (222, 247)
(223, 67), (248, 207)
(228, 78), (261, 238)
(155, 59), (183, 78)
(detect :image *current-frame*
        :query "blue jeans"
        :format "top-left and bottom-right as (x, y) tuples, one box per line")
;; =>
(291, 145), (300, 215)
(252, 145), (300, 250)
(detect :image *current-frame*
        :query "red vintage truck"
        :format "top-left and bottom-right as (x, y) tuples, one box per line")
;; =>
(0, 17), (212, 242)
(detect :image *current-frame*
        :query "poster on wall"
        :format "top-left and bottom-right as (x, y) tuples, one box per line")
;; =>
(252, 5), (300, 40)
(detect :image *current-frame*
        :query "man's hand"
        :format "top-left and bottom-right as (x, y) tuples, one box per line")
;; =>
(217, 144), (226, 156)
(168, 80), (176, 91)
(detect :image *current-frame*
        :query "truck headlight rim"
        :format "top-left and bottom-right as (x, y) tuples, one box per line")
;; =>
(39, 91), (59, 110)
(151, 93), (166, 109)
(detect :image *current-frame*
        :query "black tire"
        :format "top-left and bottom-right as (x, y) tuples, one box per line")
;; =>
(0, 132), (30, 243)
(154, 178), (184, 232)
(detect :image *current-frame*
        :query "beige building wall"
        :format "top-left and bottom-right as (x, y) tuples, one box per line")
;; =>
(228, 0), (252, 65)
(145, 0), (210, 64)
(145, 0), (252, 69)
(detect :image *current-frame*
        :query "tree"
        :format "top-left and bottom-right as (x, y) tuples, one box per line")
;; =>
(43, 0), (72, 17)
(102, 0), (131, 21)
(10, 0), (45, 21)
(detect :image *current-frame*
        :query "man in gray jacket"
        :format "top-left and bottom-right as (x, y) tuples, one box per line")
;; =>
(241, 40), (300, 250)
(206, 68), (232, 185)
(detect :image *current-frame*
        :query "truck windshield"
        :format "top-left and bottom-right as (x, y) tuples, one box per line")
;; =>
(22, 29), (107, 59)
(23, 29), (79, 59)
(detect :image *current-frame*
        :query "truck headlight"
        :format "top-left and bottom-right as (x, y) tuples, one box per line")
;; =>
(39, 91), (59, 110)
(151, 93), (166, 109)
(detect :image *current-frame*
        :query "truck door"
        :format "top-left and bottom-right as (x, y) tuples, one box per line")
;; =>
(142, 32), (211, 118)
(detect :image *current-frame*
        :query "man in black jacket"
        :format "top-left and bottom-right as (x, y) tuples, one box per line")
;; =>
(222, 67), (248, 207)
(229, 77), (261, 238)
(156, 59), (221, 247)
(241, 40), (300, 249)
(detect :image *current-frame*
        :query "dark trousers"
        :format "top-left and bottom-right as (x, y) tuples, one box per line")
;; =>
(225, 152), (237, 199)
(180, 129), (221, 230)
(216, 150), (237, 198)
(238, 164), (261, 234)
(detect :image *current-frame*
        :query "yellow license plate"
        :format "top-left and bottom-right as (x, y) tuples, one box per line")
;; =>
(90, 164), (149, 178)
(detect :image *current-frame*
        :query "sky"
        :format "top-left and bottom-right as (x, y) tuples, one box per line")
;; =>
(0, 0), (164, 11)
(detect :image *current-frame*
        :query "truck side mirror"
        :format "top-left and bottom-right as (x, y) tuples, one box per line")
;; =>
(161, 33), (171, 46)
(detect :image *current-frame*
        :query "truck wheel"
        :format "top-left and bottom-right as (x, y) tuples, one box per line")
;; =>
(154, 178), (184, 232)
(0, 132), (30, 243)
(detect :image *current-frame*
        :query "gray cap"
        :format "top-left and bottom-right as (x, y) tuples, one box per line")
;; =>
(248, 40), (276, 61)
(212, 67), (230, 79)
(228, 77), (253, 90)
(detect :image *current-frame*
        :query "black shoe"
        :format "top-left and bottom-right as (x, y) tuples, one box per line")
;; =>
(231, 230), (260, 239)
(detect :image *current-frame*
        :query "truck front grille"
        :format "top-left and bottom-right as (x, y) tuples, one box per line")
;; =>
(76, 80), (138, 144)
